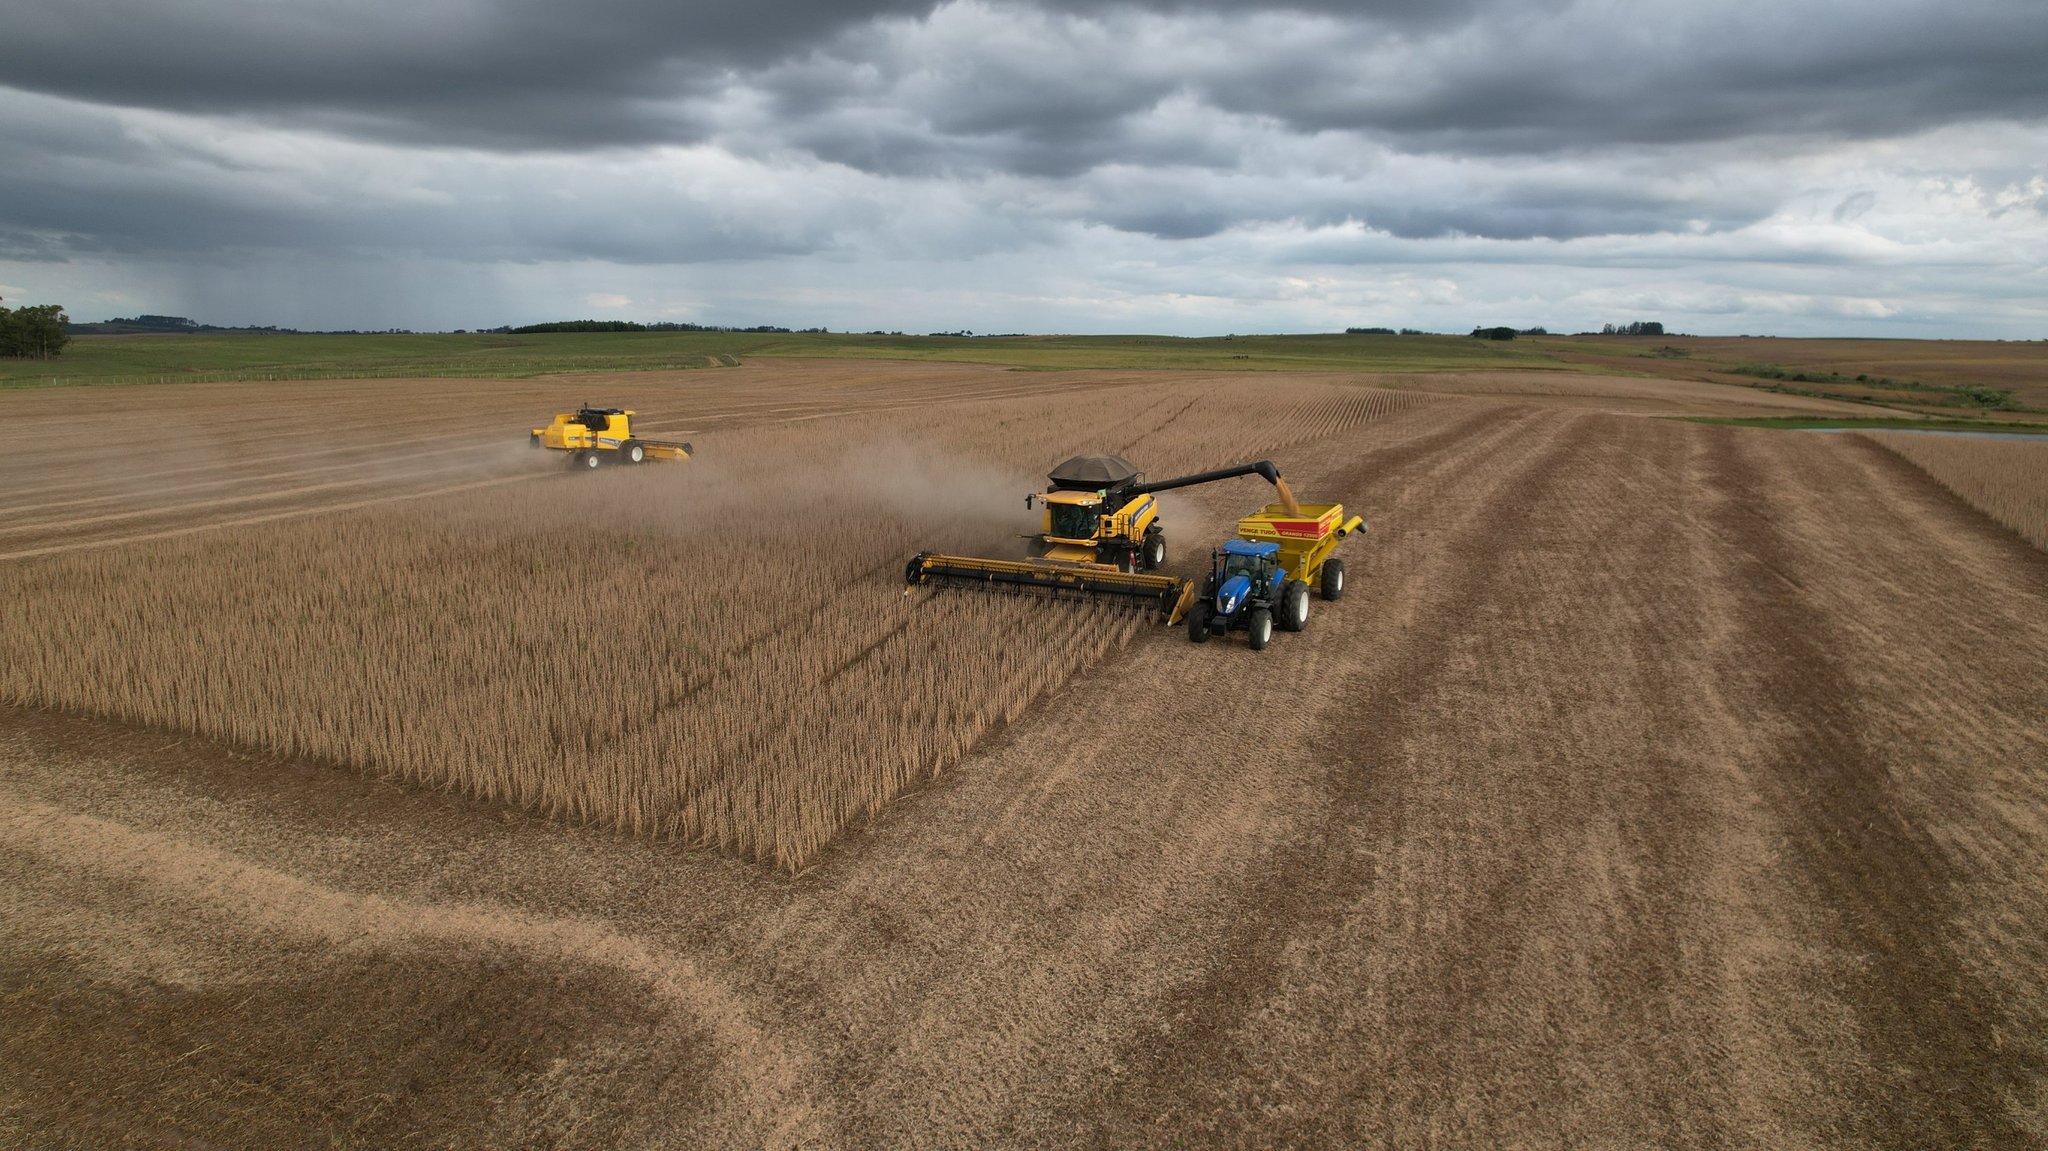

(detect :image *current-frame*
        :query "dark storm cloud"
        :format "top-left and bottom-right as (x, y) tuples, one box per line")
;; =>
(758, 0), (2048, 178)
(0, 95), (838, 265)
(1205, 2), (2048, 154)
(1, 0), (2044, 291)
(9, 0), (2042, 160)
(0, 0), (944, 149)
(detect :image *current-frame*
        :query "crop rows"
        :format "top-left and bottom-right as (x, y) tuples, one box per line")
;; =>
(0, 377), (1420, 868)
(1864, 432), (2048, 550)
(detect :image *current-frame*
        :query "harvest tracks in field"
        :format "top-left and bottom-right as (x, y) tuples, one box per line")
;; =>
(5, 373), (2047, 1146)
(0, 368), (1435, 869)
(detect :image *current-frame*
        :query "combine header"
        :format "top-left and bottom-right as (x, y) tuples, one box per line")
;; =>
(904, 550), (1196, 619)
(904, 453), (1301, 622)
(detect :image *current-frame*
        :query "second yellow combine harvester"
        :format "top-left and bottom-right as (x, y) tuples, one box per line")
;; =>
(905, 454), (1303, 622)
(530, 406), (694, 469)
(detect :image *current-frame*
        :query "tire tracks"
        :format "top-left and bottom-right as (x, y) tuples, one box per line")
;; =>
(1704, 427), (2042, 1148)
(1077, 405), (1584, 1142)
(0, 788), (833, 1151)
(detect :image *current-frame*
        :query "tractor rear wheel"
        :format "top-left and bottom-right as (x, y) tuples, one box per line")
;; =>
(622, 440), (646, 464)
(1187, 602), (1212, 643)
(1280, 582), (1309, 631)
(1320, 558), (1346, 600)
(1247, 607), (1273, 651)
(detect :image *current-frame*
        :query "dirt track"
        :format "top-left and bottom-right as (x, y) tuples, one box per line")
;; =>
(3, 376), (2045, 1147)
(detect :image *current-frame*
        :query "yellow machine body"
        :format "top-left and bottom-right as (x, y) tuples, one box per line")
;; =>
(530, 407), (694, 465)
(906, 455), (1291, 624)
(1234, 502), (1366, 591)
(1035, 489), (1161, 565)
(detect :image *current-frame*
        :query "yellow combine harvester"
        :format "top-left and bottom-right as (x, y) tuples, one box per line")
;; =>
(905, 454), (1302, 622)
(530, 406), (694, 469)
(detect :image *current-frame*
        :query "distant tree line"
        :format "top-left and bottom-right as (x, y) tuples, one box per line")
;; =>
(1345, 327), (1435, 335)
(68, 314), (302, 335)
(504, 320), (827, 335)
(0, 299), (71, 359)
(1600, 321), (1665, 336)
(111, 313), (198, 330)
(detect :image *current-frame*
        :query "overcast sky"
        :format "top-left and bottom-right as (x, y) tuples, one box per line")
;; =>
(3, 0), (2045, 336)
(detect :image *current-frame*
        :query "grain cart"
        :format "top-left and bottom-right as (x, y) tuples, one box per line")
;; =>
(1186, 501), (1366, 649)
(530, 406), (694, 469)
(905, 454), (1302, 622)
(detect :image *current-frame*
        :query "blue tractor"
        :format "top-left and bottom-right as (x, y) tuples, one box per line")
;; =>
(1185, 539), (1313, 651)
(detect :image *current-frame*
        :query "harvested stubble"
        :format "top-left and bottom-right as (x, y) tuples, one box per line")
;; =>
(1862, 433), (2048, 550)
(0, 377), (1425, 868)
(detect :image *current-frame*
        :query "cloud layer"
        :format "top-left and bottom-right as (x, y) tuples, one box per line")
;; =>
(2, 0), (2045, 334)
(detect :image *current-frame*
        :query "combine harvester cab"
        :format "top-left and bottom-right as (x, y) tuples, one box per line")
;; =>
(1187, 501), (1366, 650)
(531, 406), (694, 470)
(905, 453), (1300, 623)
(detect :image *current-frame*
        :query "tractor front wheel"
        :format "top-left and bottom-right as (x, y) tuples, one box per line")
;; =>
(1187, 602), (1212, 643)
(1320, 558), (1346, 601)
(1247, 608), (1273, 651)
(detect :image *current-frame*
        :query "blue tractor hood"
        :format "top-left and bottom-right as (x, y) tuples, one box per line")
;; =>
(1216, 573), (1252, 616)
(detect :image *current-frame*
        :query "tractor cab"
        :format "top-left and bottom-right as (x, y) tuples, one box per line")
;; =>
(1217, 539), (1283, 585)
(1219, 539), (1280, 583)
(1210, 539), (1284, 613)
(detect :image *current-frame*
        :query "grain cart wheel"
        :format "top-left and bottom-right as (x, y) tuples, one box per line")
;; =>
(1142, 531), (1166, 570)
(1187, 601), (1212, 643)
(1320, 558), (1346, 601)
(1247, 607), (1273, 651)
(622, 440), (646, 464)
(1280, 581), (1310, 632)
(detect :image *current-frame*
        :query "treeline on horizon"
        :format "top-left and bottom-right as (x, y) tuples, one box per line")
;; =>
(1355, 321), (1669, 340)
(504, 320), (827, 334)
(70, 312), (1680, 341)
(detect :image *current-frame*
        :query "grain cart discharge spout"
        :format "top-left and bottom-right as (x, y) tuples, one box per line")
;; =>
(905, 455), (1300, 624)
